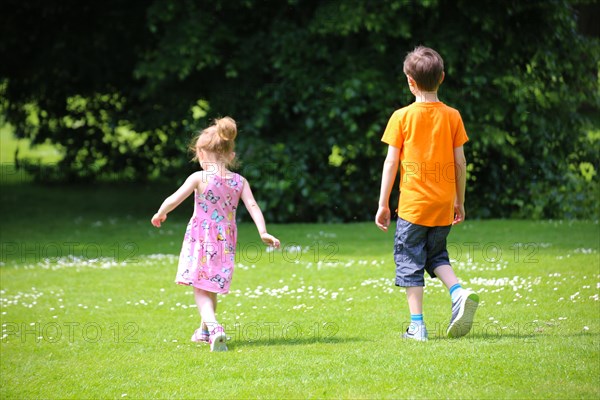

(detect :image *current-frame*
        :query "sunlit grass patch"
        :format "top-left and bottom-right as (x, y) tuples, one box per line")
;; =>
(0, 123), (63, 184)
(1, 211), (599, 398)
(1, 182), (599, 398)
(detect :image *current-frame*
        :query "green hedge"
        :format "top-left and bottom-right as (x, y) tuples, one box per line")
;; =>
(1, 0), (598, 221)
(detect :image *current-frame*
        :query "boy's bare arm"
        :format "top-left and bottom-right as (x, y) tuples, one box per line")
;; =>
(453, 146), (467, 225)
(376, 145), (400, 231)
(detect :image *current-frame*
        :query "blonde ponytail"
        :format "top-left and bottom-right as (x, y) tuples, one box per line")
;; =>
(191, 116), (238, 168)
(216, 116), (237, 142)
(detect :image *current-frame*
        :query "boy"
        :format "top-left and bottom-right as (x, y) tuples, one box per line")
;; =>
(375, 46), (479, 341)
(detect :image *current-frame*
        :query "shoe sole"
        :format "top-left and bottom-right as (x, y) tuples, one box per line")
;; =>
(191, 334), (209, 343)
(402, 333), (428, 342)
(447, 293), (479, 338)
(210, 332), (228, 352)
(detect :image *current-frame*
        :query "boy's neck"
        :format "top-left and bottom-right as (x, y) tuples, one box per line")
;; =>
(414, 90), (439, 103)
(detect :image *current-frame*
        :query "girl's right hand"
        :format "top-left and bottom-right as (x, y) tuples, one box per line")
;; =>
(260, 233), (281, 249)
(151, 213), (166, 228)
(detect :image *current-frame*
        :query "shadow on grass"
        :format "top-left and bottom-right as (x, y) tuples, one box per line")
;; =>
(427, 330), (599, 344)
(228, 335), (366, 349)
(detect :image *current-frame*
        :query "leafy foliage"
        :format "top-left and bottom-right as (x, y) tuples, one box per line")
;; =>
(1, 0), (598, 220)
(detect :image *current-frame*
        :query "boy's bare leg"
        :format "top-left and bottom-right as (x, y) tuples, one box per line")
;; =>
(406, 286), (424, 315)
(434, 264), (459, 289)
(404, 286), (428, 341)
(434, 264), (479, 338)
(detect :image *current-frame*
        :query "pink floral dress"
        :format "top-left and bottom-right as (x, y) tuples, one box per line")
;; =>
(175, 173), (243, 294)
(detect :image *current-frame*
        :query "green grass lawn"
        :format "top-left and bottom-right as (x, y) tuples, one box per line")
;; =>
(1, 180), (599, 399)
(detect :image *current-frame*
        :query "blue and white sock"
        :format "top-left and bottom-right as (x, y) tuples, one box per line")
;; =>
(449, 283), (463, 303)
(411, 314), (424, 325)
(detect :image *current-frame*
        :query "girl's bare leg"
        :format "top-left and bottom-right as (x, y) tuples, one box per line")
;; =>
(194, 288), (218, 331)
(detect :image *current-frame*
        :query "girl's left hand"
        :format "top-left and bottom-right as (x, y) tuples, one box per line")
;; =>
(260, 233), (281, 249)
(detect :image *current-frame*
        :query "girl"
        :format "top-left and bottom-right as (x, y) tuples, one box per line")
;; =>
(151, 116), (280, 352)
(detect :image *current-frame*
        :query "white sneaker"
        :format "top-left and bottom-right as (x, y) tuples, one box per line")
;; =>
(447, 290), (479, 338)
(209, 325), (228, 352)
(403, 322), (428, 342)
(191, 328), (210, 343)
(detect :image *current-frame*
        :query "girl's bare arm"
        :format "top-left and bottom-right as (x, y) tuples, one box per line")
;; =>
(240, 178), (280, 248)
(151, 172), (201, 227)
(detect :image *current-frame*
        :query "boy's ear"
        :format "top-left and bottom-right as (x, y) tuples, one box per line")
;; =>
(439, 71), (445, 85)
(406, 75), (419, 95)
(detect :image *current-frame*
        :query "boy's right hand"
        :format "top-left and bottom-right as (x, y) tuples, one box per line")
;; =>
(151, 213), (166, 228)
(453, 203), (465, 225)
(375, 206), (391, 232)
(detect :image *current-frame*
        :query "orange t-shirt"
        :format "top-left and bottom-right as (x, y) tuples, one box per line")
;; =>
(381, 102), (468, 227)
